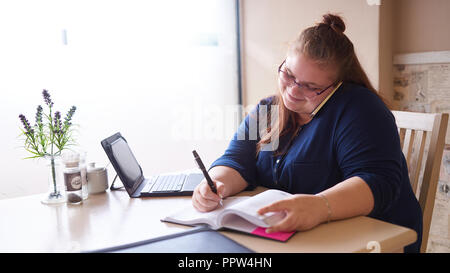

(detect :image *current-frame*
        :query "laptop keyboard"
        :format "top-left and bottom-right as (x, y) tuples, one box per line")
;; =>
(143, 174), (186, 193)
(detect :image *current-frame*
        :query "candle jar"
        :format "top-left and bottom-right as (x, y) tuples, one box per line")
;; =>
(63, 161), (83, 205)
(62, 152), (83, 205)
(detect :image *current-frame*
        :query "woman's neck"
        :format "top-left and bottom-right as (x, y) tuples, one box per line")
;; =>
(297, 113), (312, 126)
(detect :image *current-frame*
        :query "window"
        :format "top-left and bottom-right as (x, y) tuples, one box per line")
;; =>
(0, 0), (240, 198)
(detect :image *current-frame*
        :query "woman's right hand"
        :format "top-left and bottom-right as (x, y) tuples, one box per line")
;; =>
(192, 179), (226, 212)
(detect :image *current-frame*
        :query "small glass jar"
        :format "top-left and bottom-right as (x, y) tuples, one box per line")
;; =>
(62, 156), (83, 205)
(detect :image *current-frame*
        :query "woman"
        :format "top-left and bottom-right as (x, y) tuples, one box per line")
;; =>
(192, 13), (422, 253)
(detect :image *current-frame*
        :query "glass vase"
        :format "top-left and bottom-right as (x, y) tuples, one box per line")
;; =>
(41, 155), (66, 205)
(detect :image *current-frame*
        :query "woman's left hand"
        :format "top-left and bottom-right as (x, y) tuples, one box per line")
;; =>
(257, 194), (328, 233)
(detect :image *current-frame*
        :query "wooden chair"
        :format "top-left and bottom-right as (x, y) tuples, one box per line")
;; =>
(391, 110), (448, 252)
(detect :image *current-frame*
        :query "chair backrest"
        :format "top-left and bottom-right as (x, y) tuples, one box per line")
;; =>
(391, 110), (448, 253)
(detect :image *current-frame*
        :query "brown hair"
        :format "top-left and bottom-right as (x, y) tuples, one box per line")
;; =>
(256, 13), (383, 156)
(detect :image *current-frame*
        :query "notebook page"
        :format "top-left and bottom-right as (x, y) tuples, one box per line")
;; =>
(162, 197), (248, 229)
(225, 189), (292, 227)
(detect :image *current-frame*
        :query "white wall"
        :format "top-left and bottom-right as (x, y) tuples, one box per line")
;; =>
(0, 0), (240, 199)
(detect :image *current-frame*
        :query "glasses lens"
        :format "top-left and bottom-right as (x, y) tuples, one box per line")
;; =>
(279, 70), (317, 98)
(279, 70), (290, 83)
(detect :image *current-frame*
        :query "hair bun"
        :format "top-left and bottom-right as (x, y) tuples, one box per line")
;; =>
(322, 13), (345, 34)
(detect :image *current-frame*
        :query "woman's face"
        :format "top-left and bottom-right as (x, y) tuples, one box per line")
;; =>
(278, 53), (338, 117)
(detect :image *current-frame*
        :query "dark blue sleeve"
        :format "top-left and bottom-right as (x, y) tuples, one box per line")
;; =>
(334, 92), (403, 217)
(209, 104), (261, 189)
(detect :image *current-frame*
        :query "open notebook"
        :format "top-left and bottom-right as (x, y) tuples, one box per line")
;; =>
(161, 189), (296, 242)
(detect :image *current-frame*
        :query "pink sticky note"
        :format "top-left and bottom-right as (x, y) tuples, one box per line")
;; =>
(251, 227), (295, 242)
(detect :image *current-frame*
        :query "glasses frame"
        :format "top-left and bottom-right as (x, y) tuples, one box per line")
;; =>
(278, 59), (336, 97)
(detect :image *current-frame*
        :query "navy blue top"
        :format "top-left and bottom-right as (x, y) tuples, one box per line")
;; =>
(210, 82), (422, 252)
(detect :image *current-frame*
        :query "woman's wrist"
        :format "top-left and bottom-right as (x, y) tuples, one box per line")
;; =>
(315, 193), (332, 224)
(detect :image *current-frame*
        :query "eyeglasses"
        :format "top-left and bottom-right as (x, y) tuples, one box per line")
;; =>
(278, 59), (336, 98)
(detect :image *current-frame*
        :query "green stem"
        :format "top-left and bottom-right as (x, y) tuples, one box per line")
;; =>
(50, 155), (57, 194)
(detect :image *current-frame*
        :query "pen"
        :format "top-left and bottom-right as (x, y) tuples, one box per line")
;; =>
(192, 150), (217, 194)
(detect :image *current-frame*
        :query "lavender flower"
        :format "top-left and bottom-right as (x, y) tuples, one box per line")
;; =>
(42, 89), (53, 107)
(53, 111), (63, 136)
(35, 105), (43, 126)
(54, 111), (61, 121)
(64, 106), (76, 127)
(19, 114), (34, 135)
